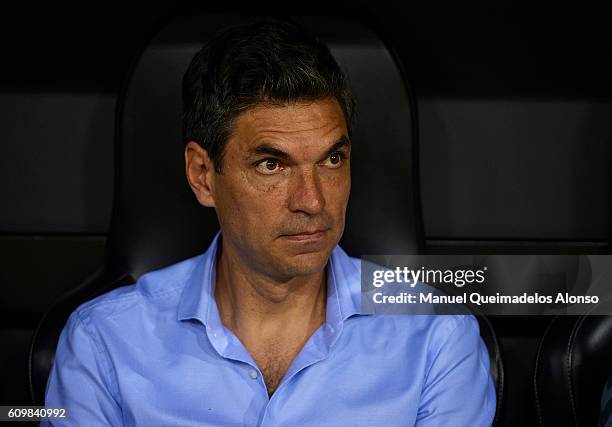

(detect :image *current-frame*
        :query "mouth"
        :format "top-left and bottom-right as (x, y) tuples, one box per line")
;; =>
(280, 228), (330, 242)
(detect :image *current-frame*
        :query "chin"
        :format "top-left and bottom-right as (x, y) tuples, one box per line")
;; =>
(280, 250), (331, 278)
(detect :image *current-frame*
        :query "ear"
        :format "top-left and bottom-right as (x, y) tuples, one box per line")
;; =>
(185, 141), (217, 207)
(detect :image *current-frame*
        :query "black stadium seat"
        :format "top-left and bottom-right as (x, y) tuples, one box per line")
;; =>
(28, 12), (503, 421)
(535, 299), (612, 426)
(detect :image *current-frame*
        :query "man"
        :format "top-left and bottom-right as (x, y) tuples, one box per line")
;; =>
(43, 19), (496, 426)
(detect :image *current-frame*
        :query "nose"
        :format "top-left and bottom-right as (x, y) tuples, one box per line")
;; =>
(287, 166), (325, 215)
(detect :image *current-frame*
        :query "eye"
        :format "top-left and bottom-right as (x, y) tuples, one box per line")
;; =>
(255, 159), (283, 175)
(322, 151), (345, 168)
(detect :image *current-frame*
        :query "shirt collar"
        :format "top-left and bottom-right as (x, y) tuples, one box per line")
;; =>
(177, 231), (361, 330)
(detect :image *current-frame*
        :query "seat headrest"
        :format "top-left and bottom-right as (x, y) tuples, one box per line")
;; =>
(107, 14), (421, 279)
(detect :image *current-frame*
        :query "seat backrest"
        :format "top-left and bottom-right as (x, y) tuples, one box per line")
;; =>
(31, 14), (504, 417)
(535, 300), (612, 426)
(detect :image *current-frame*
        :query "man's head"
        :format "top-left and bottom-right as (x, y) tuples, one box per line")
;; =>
(183, 19), (354, 281)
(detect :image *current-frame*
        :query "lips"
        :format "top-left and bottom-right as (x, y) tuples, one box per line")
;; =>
(280, 228), (330, 241)
(284, 229), (327, 236)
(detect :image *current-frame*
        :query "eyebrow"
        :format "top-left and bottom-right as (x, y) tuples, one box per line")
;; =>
(248, 135), (351, 161)
(324, 136), (351, 157)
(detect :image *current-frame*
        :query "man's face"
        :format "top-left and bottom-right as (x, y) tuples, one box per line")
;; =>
(187, 97), (351, 281)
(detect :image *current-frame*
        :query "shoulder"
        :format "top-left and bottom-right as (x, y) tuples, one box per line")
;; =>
(331, 245), (481, 333)
(71, 253), (205, 330)
(354, 312), (481, 347)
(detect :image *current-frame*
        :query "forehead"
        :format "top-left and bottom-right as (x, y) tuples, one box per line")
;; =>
(228, 98), (348, 151)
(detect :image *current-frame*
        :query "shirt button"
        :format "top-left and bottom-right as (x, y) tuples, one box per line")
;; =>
(249, 370), (258, 379)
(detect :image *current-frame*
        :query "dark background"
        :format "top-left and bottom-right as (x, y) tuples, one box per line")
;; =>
(1, 1), (611, 425)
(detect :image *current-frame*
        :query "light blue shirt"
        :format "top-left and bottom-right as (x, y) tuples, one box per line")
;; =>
(43, 232), (496, 426)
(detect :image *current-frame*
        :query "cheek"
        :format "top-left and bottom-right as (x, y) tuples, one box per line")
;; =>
(323, 169), (351, 208)
(220, 170), (288, 227)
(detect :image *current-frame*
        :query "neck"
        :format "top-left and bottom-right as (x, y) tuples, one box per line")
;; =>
(214, 242), (327, 341)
